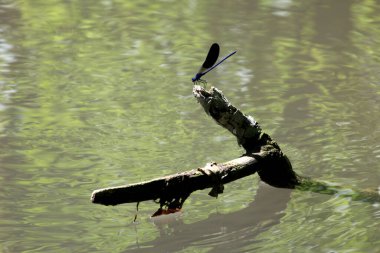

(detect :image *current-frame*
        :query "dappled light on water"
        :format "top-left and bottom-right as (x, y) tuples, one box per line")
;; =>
(0, 0), (379, 252)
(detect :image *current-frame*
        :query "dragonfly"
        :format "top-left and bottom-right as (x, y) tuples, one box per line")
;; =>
(192, 43), (237, 84)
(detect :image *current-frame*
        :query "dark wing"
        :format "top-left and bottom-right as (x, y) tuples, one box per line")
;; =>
(197, 43), (220, 74)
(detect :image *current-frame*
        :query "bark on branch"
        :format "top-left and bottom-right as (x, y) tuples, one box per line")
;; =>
(91, 85), (380, 208)
(91, 85), (299, 207)
(92, 156), (259, 206)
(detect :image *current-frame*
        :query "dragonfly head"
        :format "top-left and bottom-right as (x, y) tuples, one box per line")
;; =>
(192, 73), (203, 83)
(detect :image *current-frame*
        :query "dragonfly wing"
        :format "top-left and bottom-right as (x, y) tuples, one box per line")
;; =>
(202, 43), (220, 69)
(201, 50), (237, 76)
(196, 43), (220, 74)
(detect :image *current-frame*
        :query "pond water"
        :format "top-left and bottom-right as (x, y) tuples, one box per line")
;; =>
(0, 0), (379, 252)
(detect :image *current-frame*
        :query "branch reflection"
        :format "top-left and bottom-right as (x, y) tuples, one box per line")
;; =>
(126, 183), (292, 252)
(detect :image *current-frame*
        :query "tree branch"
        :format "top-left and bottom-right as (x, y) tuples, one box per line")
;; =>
(91, 85), (299, 207)
(91, 85), (380, 208)
(92, 156), (259, 206)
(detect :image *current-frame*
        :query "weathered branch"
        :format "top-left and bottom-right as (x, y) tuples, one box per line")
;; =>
(91, 85), (380, 208)
(91, 85), (299, 207)
(192, 85), (299, 188)
(92, 156), (259, 206)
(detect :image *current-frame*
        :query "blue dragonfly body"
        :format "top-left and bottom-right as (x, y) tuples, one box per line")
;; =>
(192, 43), (236, 83)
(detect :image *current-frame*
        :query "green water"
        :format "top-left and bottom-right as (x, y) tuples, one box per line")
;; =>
(0, 0), (379, 252)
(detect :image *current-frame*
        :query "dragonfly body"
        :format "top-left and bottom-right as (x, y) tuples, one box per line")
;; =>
(192, 43), (236, 83)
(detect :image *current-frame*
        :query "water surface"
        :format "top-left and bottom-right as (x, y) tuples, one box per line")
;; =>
(0, 0), (379, 252)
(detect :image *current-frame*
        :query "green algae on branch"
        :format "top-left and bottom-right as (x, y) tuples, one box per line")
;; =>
(296, 177), (380, 203)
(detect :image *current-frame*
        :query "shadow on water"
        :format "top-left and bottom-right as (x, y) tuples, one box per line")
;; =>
(125, 184), (292, 253)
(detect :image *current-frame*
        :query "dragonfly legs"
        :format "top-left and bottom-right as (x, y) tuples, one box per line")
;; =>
(193, 79), (207, 88)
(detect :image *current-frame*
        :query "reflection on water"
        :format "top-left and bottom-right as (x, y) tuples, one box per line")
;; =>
(0, 0), (379, 252)
(127, 184), (292, 253)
